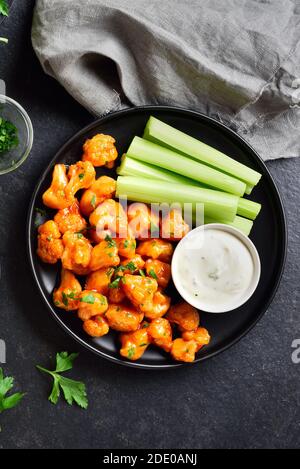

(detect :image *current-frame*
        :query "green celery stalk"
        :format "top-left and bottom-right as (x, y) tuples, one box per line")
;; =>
(143, 116), (262, 187)
(118, 156), (261, 220)
(117, 154), (198, 186)
(204, 216), (253, 236)
(127, 137), (246, 197)
(237, 198), (261, 220)
(116, 176), (239, 222)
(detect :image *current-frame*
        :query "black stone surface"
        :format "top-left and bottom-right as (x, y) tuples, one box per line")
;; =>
(0, 1), (299, 449)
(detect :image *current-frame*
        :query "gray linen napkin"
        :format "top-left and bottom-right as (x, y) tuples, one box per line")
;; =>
(32, 0), (300, 160)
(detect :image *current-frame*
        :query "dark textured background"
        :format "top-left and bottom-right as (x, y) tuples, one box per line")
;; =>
(0, 0), (299, 450)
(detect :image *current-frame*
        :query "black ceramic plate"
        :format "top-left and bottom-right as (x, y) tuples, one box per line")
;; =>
(27, 106), (287, 369)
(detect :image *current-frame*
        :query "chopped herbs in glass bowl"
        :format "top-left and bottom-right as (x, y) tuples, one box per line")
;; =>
(0, 95), (33, 175)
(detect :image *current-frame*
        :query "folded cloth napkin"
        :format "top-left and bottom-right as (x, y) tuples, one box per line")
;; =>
(32, 0), (300, 160)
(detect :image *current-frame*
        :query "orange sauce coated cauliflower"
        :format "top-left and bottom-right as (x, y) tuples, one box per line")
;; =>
(61, 231), (93, 275)
(182, 327), (211, 352)
(53, 268), (82, 311)
(42, 164), (73, 210)
(89, 239), (120, 272)
(161, 208), (190, 241)
(127, 203), (160, 239)
(120, 325), (151, 361)
(65, 161), (96, 200)
(80, 176), (116, 217)
(122, 274), (158, 312)
(166, 302), (200, 332)
(77, 290), (108, 321)
(82, 134), (118, 168)
(83, 315), (109, 338)
(137, 239), (174, 263)
(37, 220), (64, 264)
(171, 339), (197, 363)
(145, 259), (171, 289)
(148, 318), (173, 352)
(105, 304), (144, 332)
(54, 200), (87, 235)
(143, 289), (171, 320)
(85, 267), (114, 295)
(89, 199), (128, 239)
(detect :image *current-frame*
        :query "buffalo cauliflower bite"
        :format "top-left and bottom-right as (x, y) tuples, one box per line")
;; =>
(89, 199), (128, 239)
(108, 284), (126, 304)
(143, 289), (171, 320)
(53, 268), (82, 311)
(42, 164), (73, 210)
(145, 259), (171, 289)
(161, 208), (190, 241)
(137, 239), (174, 263)
(120, 255), (145, 274)
(148, 318), (173, 352)
(166, 302), (200, 332)
(77, 290), (108, 321)
(120, 325), (151, 361)
(127, 203), (160, 239)
(105, 304), (144, 332)
(83, 315), (109, 338)
(82, 134), (118, 168)
(171, 339), (197, 362)
(54, 200), (87, 235)
(85, 267), (114, 295)
(182, 327), (211, 351)
(65, 161), (96, 200)
(89, 239), (120, 271)
(80, 176), (116, 217)
(115, 236), (136, 259)
(61, 231), (93, 275)
(37, 220), (64, 264)
(122, 274), (158, 312)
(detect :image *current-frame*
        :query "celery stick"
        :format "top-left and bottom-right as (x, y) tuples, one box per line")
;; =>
(116, 176), (238, 222)
(237, 198), (261, 220)
(119, 156), (260, 220)
(204, 216), (253, 236)
(245, 184), (254, 195)
(143, 117), (262, 187)
(127, 137), (246, 197)
(117, 155), (198, 186)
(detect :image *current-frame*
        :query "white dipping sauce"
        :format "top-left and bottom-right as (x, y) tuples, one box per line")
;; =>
(176, 227), (255, 312)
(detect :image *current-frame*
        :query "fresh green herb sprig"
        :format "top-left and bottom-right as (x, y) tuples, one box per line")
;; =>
(37, 352), (88, 409)
(0, 368), (24, 426)
(0, 117), (19, 153)
(0, 0), (9, 44)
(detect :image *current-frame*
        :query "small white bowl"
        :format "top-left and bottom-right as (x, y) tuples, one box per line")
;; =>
(171, 224), (261, 313)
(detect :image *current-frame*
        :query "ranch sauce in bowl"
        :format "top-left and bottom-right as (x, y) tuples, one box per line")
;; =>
(172, 224), (261, 313)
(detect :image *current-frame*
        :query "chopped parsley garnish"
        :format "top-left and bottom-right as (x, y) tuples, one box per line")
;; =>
(148, 268), (158, 280)
(35, 208), (47, 217)
(109, 277), (121, 289)
(125, 261), (136, 272)
(80, 293), (95, 305)
(91, 194), (96, 209)
(139, 270), (146, 277)
(62, 291), (79, 306)
(127, 346), (135, 359)
(78, 173), (85, 180)
(123, 239), (129, 248)
(105, 235), (117, 248)
(76, 233), (84, 239)
(0, 117), (19, 153)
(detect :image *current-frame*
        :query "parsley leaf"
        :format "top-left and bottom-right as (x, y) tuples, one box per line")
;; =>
(148, 268), (158, 280)
(0, 368), (25, 418)
(109, 277), (121, 289)
(0, 0), (9, 17)
(80, 293), (95, 305)
(105, 234), (117, 248)
(36, 352), (88, 409)
(91, 194), (96, 209)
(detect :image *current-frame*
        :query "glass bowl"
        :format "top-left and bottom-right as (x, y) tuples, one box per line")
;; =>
(0, 95), (33, 175)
